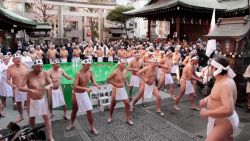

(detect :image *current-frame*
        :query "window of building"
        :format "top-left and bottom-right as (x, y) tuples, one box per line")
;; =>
(25, 3), (33, 13)
(70, 7), (76, 12)
(71, 21), (78, 30)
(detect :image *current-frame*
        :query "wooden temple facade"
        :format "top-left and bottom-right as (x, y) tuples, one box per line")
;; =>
(0, 4), (51, 53)
(124, 0), (249, 41)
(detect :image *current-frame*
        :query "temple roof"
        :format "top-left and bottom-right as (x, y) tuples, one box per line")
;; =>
(0, 4), (37, 26)
(124, 0), (248, 16)
(206, 15), (250, 40)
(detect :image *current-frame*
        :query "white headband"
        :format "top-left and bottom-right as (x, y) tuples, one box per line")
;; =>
(51, 59), (60, 64)
(190, 56), (199, 61)
(148, 51), (154, 55)
(82, 59), (92, 64)
(118, 59), (126, 64)
(13, 53), (21, 58)
(166, 50), (172, 55)
(150, 58), (158, 63)
(210, 59), (236, 78)
(33, 59), (43, 66)
(3, 55), (9, 59)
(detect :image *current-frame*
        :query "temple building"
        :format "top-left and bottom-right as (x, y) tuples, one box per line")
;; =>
(124, 0), (249, 41)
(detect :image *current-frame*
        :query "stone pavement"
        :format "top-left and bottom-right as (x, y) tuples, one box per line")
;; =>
(1, 90), (250, 141)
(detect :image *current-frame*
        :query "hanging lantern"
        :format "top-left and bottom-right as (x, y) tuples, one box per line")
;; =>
(223, 54), (227, 56)
(232, 55), (235, 58)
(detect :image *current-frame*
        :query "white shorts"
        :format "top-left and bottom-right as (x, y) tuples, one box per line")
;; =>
(207, 111), (239, 137)
(15, 90), (27, 102)
(52, 88), (65, 108)
(108, 56), (113, 62)
(29, 97), (48, 117)
(97, 57), (103, 62)
(144, 84), (154, 99)
(130, 75), (140, 87)
(183, 80), (194, 94)
(75, 92), (93, 112)
(115, 87), (128, 101)
(0, 78), (13, 97)
(165, 73), (174, 85)
(247, 82), (250, 93)
(61, 58), (67, 63)
(171, 65), (179, 74)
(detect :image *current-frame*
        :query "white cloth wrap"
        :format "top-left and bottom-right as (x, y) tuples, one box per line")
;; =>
(52, 87), (66, 108)
(184, 80), (194, 94)
(211, 59), (236, 78)
(75, 92), (93, 112)
(207, 111), (239, 137)
(171, 64), (179, 74)
(97, 57), (103, 62)
(130, 75), (140, 87)
(0, 71), (13, 97)
(108, 56), (113, 62)
(29, 97), (48, 117)
(14, 90), (27, 102)
(165, 73), (174, 85)
(61, 58), (67, 63)
(144, 84), (154, 98)
(115, 87), (128, 101)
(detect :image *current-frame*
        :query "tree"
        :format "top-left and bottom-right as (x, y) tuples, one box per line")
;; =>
(107, 5), (134, 39)
(28, 0), (55, 23)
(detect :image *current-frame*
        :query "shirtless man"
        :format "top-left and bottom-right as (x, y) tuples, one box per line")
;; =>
(47, 59), (72, 119)
(171, 46), (182, 84)
(96, 46), (104, 62)
(60, 46), (68, 63)
(131, 58), (164, 116)
(158, 50), (175, 100)
(47, 45), (57, 64)
(108, 47), (115, 62)
(73, 45), (81, 63)
(35, 46), (44, 60)
(29, 47), (38, 60)
(143, 49), (154, 66)
(84, 44), (93, 61)
(174, 55), (201, 111)
(66, 57), (99, 135)
(7, 53), (29, 122)
(117, 46), (126, 59)
(107, 59), (134, 125)
(127, 52), (142, 101)
(200, 55), (239, 141)
(19, 59), (54, 141)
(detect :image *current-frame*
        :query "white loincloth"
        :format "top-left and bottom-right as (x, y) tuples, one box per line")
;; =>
(0, 78), (13, 97)
(144, 84), (154, 99)
(97, 57), (103, 62)
(108, 56), (113, 62)
(171, 65), (179, 74)
(14, 90), (27, 102)
(183, 80), (194, 94)
(165, 73), (174, 85)
(207, 111), (239, 137)
(130, 75), (140, 87)
(247, 82), (250, 93)
(87, 56), (93, 61)
(126, 57), (134, 64)
(29, 97), (48, 117)
(75, 92), (93, 112)
(115, 87), (128, 101)
(52, 88), (66, 108)
(61, 58), (67, 63)
(0, 70), (13, 97)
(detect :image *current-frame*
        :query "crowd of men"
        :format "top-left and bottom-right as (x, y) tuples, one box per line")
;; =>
(0, 38), (244, 141)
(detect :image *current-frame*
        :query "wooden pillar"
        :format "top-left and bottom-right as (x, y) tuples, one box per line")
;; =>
(175, 16), (181, 40)
(148, 18), (151, 41)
